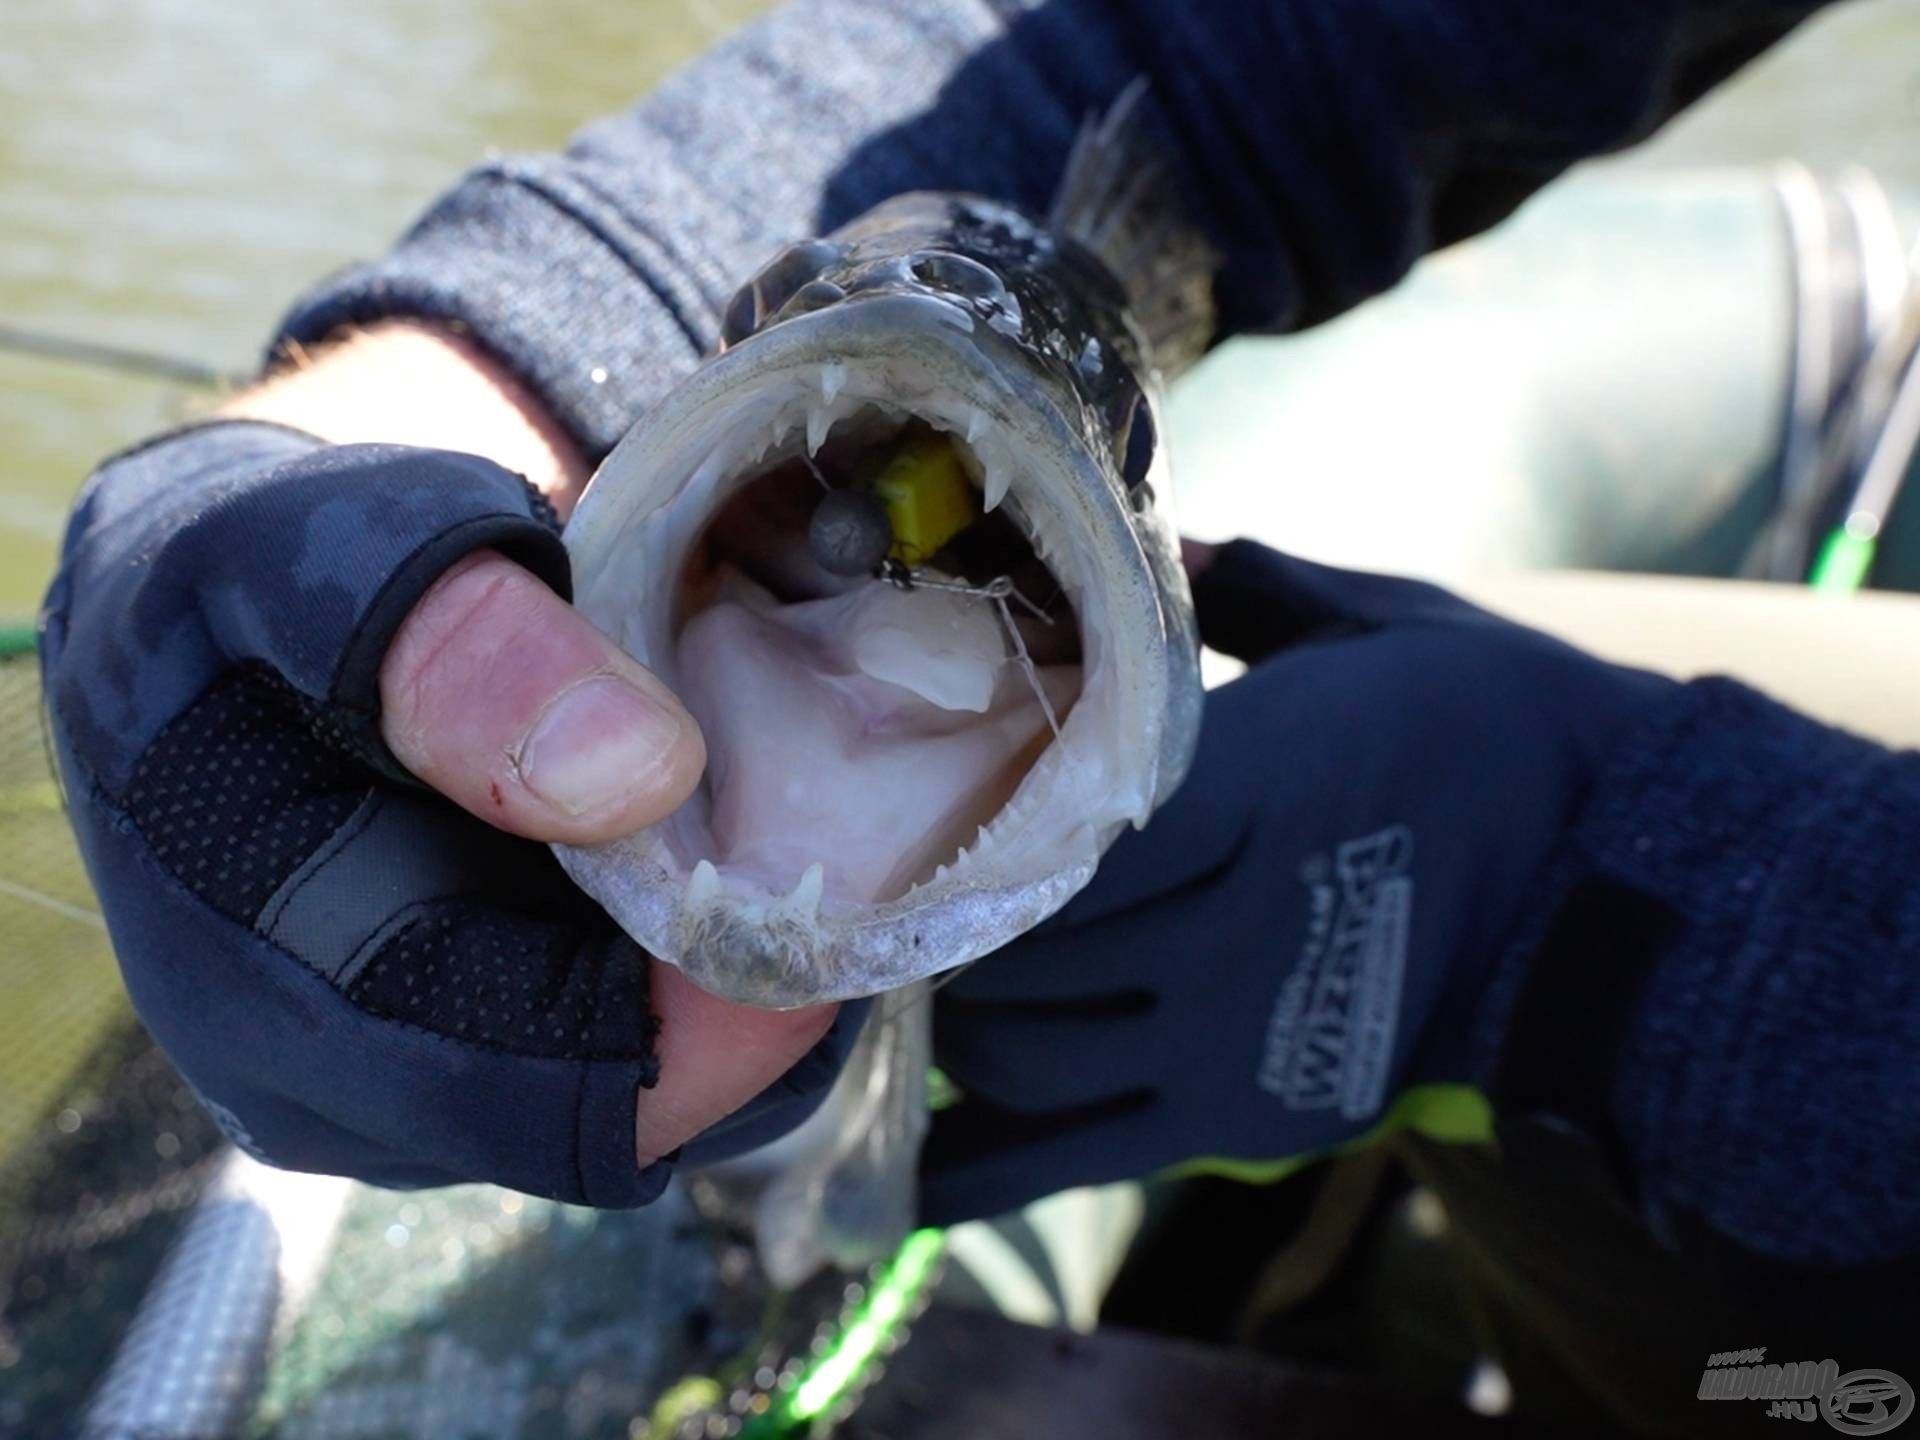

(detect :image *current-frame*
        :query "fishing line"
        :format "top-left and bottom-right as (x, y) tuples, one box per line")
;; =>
(992, 591), (1062, 740)
(1746, 171), (1919, 586)
(1809, 335), (1920, 592)
(888, 569), (1064, 739)
(0, 321), (239, 389)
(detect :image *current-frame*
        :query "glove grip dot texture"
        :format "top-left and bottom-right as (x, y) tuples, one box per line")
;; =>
(42, 421), (678, 1206)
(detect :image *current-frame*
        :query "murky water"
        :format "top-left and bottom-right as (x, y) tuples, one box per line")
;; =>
(2, 0), (1916, 615)
(0, 0), (772, 615)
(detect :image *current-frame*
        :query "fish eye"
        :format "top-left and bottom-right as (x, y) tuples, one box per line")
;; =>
(776, 278), (847, 321)
(718, 285), (759, 349)
(722, 240), (846, 347)
(909, 250), (1008, 305)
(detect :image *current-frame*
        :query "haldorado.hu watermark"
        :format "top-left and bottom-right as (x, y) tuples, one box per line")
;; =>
(1698, 1349), (1911, 1432)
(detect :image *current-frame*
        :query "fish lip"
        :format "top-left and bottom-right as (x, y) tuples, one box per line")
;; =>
(556, 293), (1197, 1006)
(558, 843), (1112, 1009)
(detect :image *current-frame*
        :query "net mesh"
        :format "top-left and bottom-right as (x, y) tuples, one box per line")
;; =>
(0, 631), (128, 1162)
(0, 635), (885, 1439)
(0, 632), (234, 1433)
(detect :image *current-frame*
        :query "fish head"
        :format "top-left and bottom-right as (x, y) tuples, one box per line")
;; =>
(556, 195), (1201, 1007)
(721, 194), (1162, 500)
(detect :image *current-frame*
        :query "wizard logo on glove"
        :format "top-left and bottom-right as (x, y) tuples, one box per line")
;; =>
(1258, 825), (1414, 1122)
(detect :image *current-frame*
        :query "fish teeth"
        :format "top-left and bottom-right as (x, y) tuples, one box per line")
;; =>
(783, 862), (825, 918)
(806, 405), (832, 456)
(965, 408), (988, 446)
(820, 362), (846, 404)
(982, 466), (1012, 513)
(687, 859), (720, 908)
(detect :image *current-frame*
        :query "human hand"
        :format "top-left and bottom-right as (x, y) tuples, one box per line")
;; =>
(376, 545), (847, 1170)
(42, 418), (849, 1204)
(921, 540), (1678, 1221)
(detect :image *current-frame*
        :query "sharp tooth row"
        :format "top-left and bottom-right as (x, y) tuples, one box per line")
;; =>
(982, 466), (1012, 513)
(684, 858), (827, 918)
(806, 405), (832, 456)
(821, 362), (847, 404)
(927, 821), (1001, 893)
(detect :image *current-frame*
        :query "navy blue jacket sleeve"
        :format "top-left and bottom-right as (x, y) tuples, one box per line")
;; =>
(275, 0), (1828, 461)
(1492, 680), (1920, 1267)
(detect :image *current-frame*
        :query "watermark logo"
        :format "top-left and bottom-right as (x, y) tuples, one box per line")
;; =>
(1257, 825), (1411, 1121)
(1698, 1350), (1912, 1432)
(1825, 1374), (1916, 1435)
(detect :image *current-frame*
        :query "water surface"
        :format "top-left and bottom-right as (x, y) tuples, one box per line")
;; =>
(1, 0), (1915, 614)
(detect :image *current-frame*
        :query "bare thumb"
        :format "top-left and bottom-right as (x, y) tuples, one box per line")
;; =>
(379, 549), (705, 842)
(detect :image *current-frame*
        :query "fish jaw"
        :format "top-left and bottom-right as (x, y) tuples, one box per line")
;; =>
(555, 295), (1199, 1008)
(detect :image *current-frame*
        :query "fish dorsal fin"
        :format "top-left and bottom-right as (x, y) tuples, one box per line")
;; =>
(1049, 78), (1218, 380)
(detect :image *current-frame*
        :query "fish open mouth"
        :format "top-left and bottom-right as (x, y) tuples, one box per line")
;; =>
(671, 408), (1084, 910)
(560, 313), (1182, 1002)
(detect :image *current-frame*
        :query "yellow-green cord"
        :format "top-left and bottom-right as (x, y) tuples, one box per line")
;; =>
(741, 1228), (947, 1437)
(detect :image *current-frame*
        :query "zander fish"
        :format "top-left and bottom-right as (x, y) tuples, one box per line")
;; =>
(557, 87), (1214, 1009)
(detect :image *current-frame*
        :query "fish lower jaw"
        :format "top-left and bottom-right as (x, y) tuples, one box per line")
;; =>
(662, 838), (1110, 1009)
(648, 685), (1134, 1005)
(553, 795), (1119, 1007)
(676, 754), (1115, 918)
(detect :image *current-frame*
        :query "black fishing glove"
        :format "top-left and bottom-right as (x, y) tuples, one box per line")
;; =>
(922, 539), (1681, 1221)
(41, 421), (858, 1204)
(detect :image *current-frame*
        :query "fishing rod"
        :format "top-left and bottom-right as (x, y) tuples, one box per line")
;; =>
(1808, 318), (1920, 593)
(1745, 168), (1920, 595)
(0, 321), (239, 389)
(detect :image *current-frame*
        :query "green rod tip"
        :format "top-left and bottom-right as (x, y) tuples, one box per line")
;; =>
(1808, 529), (1876, 595)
